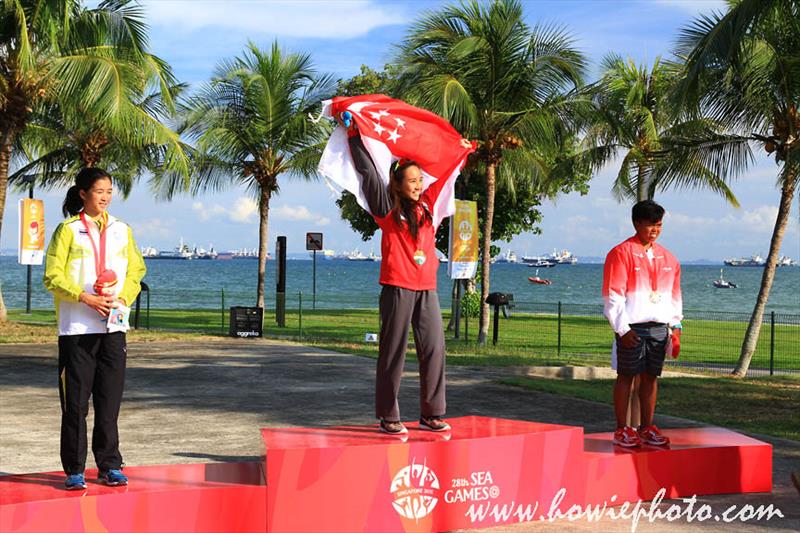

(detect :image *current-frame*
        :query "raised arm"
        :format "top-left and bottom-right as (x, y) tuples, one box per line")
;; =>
(348, 134), (392, 219)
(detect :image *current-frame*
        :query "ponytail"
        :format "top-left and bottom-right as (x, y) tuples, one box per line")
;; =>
(62, 186), (83, 217)
(61, 167), (111, 218)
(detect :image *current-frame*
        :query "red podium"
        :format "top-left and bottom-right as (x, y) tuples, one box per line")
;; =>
(0, 417), (772, 533)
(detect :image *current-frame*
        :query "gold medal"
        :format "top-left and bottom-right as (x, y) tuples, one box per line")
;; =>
(413, 249), (427, 265)
(649, 291), (661, 304)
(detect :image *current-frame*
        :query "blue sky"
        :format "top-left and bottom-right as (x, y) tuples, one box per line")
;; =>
(2, 0), (798, 261)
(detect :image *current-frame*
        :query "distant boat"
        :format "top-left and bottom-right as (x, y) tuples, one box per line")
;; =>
(232, 248), (259, 259)
(549, 249), (578, 265)
(219, 248), (269, 260)
(713, 269), (737, 289)
(143, 238), (193, 260)
(524, 257), (557, 268)
(724, 254), (765, 267)
(345, 249), (376, 261)
(193, 245), (218, 260)
(308, 249), (337, 260)
(495, 249), (519, 263)
(778, 256), (797, 267)
(528, 269), (552, 285)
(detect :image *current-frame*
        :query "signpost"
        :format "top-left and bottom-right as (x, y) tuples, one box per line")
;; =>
(18, 177), (42, 314)
(448, 200), (479, 339)
(306, 232), (323, 310)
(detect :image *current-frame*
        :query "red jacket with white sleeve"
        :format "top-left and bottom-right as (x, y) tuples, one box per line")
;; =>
(602, 236), (683, 336)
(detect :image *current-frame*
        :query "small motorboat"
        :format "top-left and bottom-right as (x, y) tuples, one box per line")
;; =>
(528, 269), (552, 285)
(713, 269), (737, 289)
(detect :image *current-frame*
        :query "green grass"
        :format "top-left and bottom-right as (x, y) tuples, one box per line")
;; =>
(5, 307), (799, 372)
(500, 375), (800, 441)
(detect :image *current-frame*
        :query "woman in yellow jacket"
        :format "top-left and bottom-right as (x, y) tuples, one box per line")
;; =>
(44, 168), (146, 490)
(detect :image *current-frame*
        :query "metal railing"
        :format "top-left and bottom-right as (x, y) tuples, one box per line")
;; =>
(4, 286), (798, 377)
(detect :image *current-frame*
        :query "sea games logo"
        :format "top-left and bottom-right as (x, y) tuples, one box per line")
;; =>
(390, 459), (440, 520)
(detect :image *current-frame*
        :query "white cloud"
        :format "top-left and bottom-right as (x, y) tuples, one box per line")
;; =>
(142, 0), (400, 39)
(135, 218), (174, 241)
(229, 197), (259, 223)
(667, 206), (799, 237)
(191, 201), (227, 221)
(272, 204), (330, 226)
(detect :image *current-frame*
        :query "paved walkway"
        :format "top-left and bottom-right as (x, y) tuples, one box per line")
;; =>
(0, 339), (797, 532)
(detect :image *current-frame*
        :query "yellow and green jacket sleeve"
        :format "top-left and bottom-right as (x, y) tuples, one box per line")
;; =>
(118, 227), (146, 306)
(43, 222), (84, 302)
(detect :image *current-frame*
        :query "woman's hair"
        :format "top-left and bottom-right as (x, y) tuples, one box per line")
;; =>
(62, 168), (112, 217)
(389, 159), (430, 241)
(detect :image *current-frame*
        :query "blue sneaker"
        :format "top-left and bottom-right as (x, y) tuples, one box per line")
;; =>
(98, 469), (128, 486)
(65, 473), (87, 490)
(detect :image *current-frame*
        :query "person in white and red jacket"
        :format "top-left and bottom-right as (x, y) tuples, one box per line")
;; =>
(602, 200), (683, 448)
(338, 112), (472, 435)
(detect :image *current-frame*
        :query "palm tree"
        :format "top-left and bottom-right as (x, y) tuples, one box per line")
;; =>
(178, 41), (333, 308)
(0, 0), (183, 320)
(676, 0), (799, 376)
(397, 0), (588, 344)
(585, 54), (747, 204)
(11, 82), (190, 198)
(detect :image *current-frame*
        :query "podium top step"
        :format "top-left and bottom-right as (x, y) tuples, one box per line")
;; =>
(260, 415), (581, 450)
(0, 462), (264, 506)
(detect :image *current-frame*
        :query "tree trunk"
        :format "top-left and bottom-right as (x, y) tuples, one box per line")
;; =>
(256, 186), (271, 309)
(0, 128), (17, 321)
(733, 173), (795, 377)
(477, 162), (497, 345)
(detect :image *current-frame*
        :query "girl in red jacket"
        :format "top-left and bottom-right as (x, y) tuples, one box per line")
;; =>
(341, 114), (471, 434)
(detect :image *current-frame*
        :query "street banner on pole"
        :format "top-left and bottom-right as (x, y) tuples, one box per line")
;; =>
(18, 199), (45, 265)
(448, 200), (478, 279)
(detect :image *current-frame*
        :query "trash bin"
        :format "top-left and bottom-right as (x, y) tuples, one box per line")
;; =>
(229, 306), (263, 338)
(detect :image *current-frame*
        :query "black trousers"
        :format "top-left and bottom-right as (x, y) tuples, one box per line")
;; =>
(376, 286), (446, 421)
(58, 332), (127, 475)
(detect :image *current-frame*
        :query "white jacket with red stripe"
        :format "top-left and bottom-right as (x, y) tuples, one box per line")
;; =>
(602, 236), (683, 336)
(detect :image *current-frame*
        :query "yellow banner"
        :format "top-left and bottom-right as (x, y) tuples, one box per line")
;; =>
(448, 200), (479, 279)
(18, 199), (45, 265)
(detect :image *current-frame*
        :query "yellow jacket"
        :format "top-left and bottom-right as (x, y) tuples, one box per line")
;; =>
(44, 213), (146, 335)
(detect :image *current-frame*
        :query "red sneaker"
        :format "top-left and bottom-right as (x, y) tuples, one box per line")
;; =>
(612, 426), (641, 447)
(639, 425), (670, 446)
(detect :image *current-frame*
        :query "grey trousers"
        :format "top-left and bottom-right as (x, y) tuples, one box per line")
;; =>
(376, 286), (446, 421)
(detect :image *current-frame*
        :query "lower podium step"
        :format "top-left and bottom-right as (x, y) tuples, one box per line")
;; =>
(0, 463), (267, 533)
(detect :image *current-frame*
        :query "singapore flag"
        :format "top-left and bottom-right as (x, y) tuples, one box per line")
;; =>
(317, 94), (475, 228)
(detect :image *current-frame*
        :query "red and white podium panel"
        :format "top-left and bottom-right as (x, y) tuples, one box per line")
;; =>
(262, 417), (586, 532)
(261, 416), (772, 532)
(0, 417), (771, 533)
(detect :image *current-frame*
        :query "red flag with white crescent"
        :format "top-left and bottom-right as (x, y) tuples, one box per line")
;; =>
(318, 94), (474, 228)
